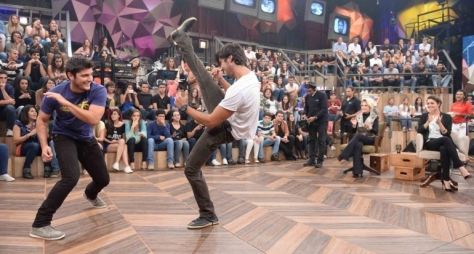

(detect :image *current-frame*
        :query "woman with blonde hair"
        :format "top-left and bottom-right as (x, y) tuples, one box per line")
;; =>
(337, 99), (379, 178)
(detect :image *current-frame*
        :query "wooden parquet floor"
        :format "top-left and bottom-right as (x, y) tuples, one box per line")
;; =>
(1, 158), (474, 254)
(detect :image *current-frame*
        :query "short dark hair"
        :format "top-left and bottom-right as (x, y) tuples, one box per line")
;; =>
(156, 109), (166, 117)
(427, 95), (442, 106)
(216, 43), (247, 66)
(29, 48), (40, 55)
(276, 110), (284, 116)
(19, 105), (36, 125)
(66, 56), (93, 77)
(0, 70), (7, 76)
(263, 112), (273, 118)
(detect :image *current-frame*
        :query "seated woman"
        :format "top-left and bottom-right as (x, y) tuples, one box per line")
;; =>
(14, 76), (35, 110)
(35, 78), (56, 109)
(125, 109), (149, 170)
(104, 108), (132, 173)
(418, 96), (471, 192)
(337, 99), (379, 178)
(13, 105), (53, 178)
(170, 110), (189, 168)
(399, 96), (414, 131)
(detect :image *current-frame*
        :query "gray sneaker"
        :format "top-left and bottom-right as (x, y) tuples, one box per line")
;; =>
(187, 216), (219, 229)
(83, 193), (107, 209)
(29, 225), (65, 240)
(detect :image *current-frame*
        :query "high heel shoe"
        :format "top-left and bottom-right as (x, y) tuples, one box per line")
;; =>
(449, 181), (458, 192)
(442, 180), (454, 192)
(458, 166), (471, 180)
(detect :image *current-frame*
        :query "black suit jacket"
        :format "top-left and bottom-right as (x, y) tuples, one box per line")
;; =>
(417, 112), (452, 145)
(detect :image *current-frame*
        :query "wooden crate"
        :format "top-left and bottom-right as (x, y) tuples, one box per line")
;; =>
(394, 166), (425, 181)
(369, 153), (389, 173)
(390, 152), (424, 168)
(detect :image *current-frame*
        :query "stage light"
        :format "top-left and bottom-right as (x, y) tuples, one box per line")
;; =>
(199, 39), (209, 49)
(19, 17), (28, 25)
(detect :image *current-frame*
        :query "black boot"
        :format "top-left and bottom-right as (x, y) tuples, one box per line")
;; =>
(168, 17), (198, 45)
(23, 168), (33, 179)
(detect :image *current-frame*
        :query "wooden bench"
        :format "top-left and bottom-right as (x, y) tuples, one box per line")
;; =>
(11, 156), (44, 178)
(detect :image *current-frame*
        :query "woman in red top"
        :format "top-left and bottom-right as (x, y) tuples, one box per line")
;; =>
(450, 90), (472, 139)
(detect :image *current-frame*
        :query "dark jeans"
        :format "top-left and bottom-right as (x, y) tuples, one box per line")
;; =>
(424, 136), (463, 180)
(126, 137), (148, 163)
(174, 25), (231, 219)
(308, 122), (327, 164)
(0, 105), (15, 129)
(0, 144), (8, 175)
(32, 135), (110, 227)
(339, 133), (375, 175)
(20, 142), (40, 170)
(279, 135), (296, 160)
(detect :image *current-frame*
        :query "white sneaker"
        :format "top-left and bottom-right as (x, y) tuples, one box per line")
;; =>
(330, 145), (336, 151)
(112, 162), (120, 171)
(211, 159), (221, 166)
(6, 129), (13, 137)
(123, 166), (133, 174)
(245, 159), (251, 164)
(222, 158), (228, 165)
(0, 174), (15, 182)
(254, 158), (260, 163)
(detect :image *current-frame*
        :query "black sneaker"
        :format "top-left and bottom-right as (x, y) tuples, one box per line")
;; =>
(314, 161), (323, 168)
(271, 154), (279, 161)
(303, 161), (314, 166)
(237, 158), (245, 164)
(187, 216), (219, 229)
(168, 17), (197, 45)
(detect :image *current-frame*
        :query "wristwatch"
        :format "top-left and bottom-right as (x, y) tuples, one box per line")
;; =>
(180, 104), (188, 112)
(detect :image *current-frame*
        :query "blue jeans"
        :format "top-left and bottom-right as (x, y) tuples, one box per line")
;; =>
(147, 137), (174, 163)
(258, 136), (281, 159)
(20, 142), (40, 171)
(238, 139), (248, 160)
(272, 88), (285, 102)
(328, 113), (341, 122)
(219, 142), (233, 161)
(174, 139), (190, 164)
(0, 144), (8, 175)
(0, 105), (15, 130)
(400, 117), (412, 129)
(49, 140), (60, 172)
(401, 78), (416, 91)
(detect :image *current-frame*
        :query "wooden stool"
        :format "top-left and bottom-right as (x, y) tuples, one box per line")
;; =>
(369, 153), (389, 173)
(390, 152), (425, 180)
(12, 156), (44, 177)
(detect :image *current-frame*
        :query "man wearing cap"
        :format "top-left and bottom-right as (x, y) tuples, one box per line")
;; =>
(303, 82), (328, 168)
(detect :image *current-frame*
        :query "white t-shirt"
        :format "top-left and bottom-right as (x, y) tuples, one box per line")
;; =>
(348, 43), (362, 55)
(219, 71), (261, 140)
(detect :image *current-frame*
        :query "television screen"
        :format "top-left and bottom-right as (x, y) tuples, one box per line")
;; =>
(260, 0), (275, 14)
(310, 2), (324, 16)
(233, 0), (256, 7)
(334, 16), (349, 35)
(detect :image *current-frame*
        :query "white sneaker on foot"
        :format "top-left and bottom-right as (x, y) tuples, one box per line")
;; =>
(222, 158), (228, 165)
(112, 162), (120, 171)
(245, 159), (251, 164)
(30, 225), (65, 240)
(123, 166), (133, 174)
(6, 129), (13, 137)
(211, 159), (221, 166)
(0, 173), (15, 182)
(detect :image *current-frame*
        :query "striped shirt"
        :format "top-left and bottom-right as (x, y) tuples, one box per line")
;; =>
(258, 120), (274, 137)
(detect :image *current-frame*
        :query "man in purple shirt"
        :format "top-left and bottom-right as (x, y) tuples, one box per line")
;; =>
(30, 57), (109, 241)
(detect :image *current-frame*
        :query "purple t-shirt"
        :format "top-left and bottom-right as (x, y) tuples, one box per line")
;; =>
(40, 81), (106, 140)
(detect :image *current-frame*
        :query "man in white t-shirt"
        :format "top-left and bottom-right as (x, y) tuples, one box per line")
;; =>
(169, 17), (260, 230)
(348, 37), (362, 56)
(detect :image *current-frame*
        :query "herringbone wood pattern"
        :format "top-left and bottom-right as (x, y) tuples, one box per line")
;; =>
(1, 157), (474, 254)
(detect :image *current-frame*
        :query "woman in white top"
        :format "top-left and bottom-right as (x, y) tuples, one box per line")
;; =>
(74, 39), (93, 59)
(5, 15), (24, 42)
(417, 96), (470, 191)
(25, 18), (46, 40)
(399, 96), (414, 131)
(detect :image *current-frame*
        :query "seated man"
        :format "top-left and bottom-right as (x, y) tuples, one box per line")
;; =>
(137, 82), (155, 120)
(257, 112), (281, 162)
(368, 64), (383, 87)
(273, 111), (296, 160)
(147, 109), (175, 169)
(0, 70), (15, 136)
(0, 48), (24, 83)
(152, 81), (171, 118)
(383, 62), (400, 87)
(383, 97), (399, 130)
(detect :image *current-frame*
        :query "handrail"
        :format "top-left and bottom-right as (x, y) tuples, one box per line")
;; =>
(441, 49), (457, 71)
(278, 49), (299, 73)
(345, 71), (452, 77)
